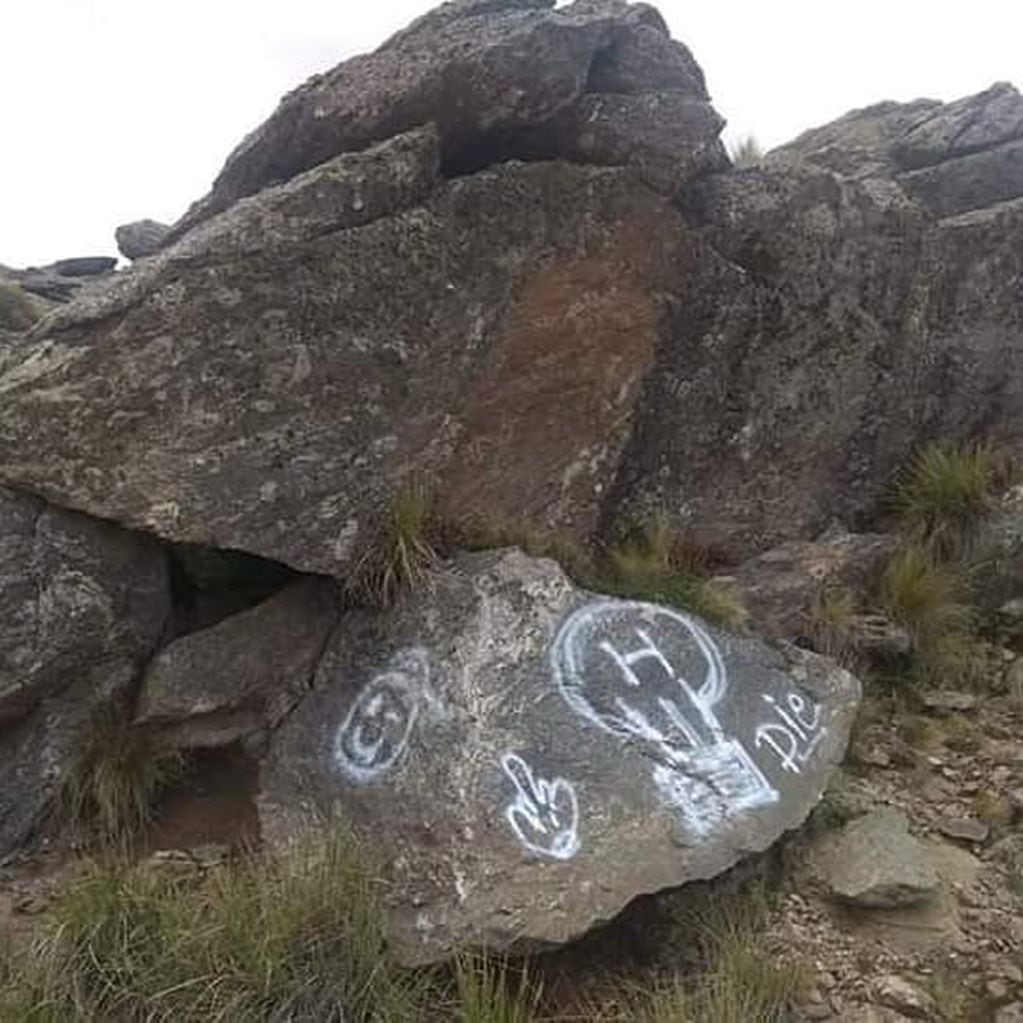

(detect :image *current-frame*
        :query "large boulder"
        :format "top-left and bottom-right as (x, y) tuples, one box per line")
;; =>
(259, 549), (861, 963)
(0, 156), (691, 574)
(167, 0), (724, 238)
(0, 487), (170, 854)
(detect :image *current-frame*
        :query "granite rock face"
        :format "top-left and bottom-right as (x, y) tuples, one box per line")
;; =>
(0, 486), (170, 854)
(259, 549), (861, 963)
(115, 219), (171, 260)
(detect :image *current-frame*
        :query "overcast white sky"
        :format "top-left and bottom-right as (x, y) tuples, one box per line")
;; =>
(1, 0), (1019, 267)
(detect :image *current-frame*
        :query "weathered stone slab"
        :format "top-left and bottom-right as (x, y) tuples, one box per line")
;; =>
(897, 138), (1023, 217)
(259, 549), (860, 963)
(0, 162), (682, 574)
(135, 577), (340, 748)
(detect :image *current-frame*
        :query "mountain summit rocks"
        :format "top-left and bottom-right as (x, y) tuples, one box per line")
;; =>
(0, 1), (1020, 566)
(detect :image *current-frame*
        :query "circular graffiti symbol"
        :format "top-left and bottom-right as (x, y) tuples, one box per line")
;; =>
(550, 600), (726, 745)
(333, 671), (419, 782)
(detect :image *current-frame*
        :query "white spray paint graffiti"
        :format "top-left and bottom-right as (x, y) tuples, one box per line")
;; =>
(333, 648), (429, 783)
(551, 601), (777, 837)
(754, 692), (826, 774)
(501, 753), (580, 860)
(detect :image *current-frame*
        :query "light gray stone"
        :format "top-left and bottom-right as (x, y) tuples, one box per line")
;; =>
(816, 807), (939, 908)
(259, 548), (861, 963)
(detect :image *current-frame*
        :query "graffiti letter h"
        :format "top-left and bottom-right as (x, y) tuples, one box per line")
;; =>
(598, 629), (674, 687)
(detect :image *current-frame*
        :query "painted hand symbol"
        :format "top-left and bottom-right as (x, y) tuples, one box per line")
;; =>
(500, 753), (580, 861)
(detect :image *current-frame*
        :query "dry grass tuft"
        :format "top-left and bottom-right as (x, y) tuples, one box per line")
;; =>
(598, 515), (747, 630)
(345, 482), (440, 608)
(57, 701), (185, 846)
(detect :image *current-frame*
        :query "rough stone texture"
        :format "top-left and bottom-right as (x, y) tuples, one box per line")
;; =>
(259, 549), (861, 963)
(815, 808), (939, 908)
(891, 82), (1023, 170)
(168, 0), (723, 238)
(898, 138), (1023, 218)
(0, 161), (683, 574)
(115, 219), (171, 260)
(135, 577), (340, 748)
(0, 6), (1020, 571)
(50, 257), (117, 278)
(614, 150), (1023, 556)
(710, 530), (896, 641)
(0, 486), (170, 854)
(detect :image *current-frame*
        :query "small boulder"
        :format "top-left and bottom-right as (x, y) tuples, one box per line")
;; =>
(935, 816), (989, 844)
(115, 219), (171, 260)
(135, 577), (340, 748)
(815, 807), (939, 908)
(260, 548), (861, 963)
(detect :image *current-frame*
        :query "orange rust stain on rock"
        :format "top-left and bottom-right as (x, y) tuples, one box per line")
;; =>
(441, 227), (657, 529)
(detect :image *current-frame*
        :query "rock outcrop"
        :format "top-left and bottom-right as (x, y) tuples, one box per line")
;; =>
(167, 0), (724, 238)
(0, 2), (1020, 566)
(0, 487), (170, 853)
(259, 549), (861, 963)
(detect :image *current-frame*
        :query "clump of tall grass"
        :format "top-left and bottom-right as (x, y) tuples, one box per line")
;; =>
(0, 831), (423, 1022)
(453, 952), (542, 1023)
(893, 441), (999, 559)
(879, 544), (979, 684)
(452, 511), (592, 581)
(598, 515), (747, 630)
(624, 885), (808, 1022)
(808, 587), (861, 667)
(729, 135), (764, 168)
(56, 701), (185, 847)
(345, 482), (440, 608)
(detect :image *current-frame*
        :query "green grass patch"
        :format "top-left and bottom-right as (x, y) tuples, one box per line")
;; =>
(879, 544), (977, 683)
(623, 885), (808, 1022)
(0, 832), (424, 1022)
(452, 953), (542, 1023)
(597, 515), (747, 630)
(893, 442), (999, 559)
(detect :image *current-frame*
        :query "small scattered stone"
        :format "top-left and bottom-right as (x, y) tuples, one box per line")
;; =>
(936, 817), (990, 843)
(12, 893), (49, 915)
(873, 974), (936, 1018)
(921, 690), (978, 713)
(988, 978), (1012, 1001)
(995, 1002), (1023, 1023)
